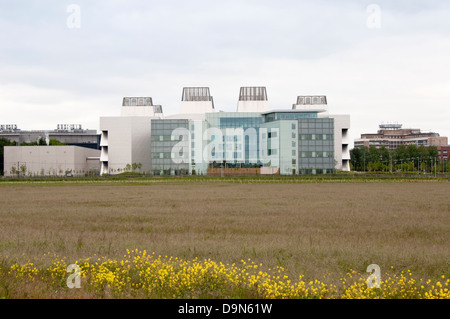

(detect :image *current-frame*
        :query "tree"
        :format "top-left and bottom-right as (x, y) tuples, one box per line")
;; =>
(427, 146), (439, 172)
(350, 144), (441, 173)
(428, 146), (439, 158)
(406, 144), (419, 163)
(38, 137), (47, 145)
(49, 139), (65, 146)
(19, 164), (27, 177)
(350, 146), (369, 171)
(392, 145), (407, 161)
(350, 147), (360, 170)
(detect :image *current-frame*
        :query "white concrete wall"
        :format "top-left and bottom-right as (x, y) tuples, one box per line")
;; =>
(131, 118), (152, 174)
(278, 121), (298, 175)
(292, 104), (328, 114)
(323, 114), (351, 171)
(4, 146), (100, 177)
(99, 117), (152, 175)
(121, 106), (163, 118)
(165, 113), (206, 121)
(236, 101), (269, 113)
(179, 101), (214, 114)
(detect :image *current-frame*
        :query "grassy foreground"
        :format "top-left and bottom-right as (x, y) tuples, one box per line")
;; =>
(0, 178), (449, 298)
(2, 249), (449, 299)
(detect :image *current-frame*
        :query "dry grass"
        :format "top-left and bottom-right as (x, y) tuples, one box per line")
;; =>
(0, 179), (449, 295)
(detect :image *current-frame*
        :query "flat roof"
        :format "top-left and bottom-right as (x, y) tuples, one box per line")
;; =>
(261, 109), (326, 115)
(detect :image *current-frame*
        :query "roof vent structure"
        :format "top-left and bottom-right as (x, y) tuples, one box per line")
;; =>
(121, 97), (163, 118)
(179, 87), (215, 114)
(122, 97), (153, 106)
(239, 87), (268, 101)
(237, 87), (269, 112)
(292, 95), (328, 114)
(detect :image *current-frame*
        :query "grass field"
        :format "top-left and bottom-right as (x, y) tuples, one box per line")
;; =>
(0, 177), (449, 298)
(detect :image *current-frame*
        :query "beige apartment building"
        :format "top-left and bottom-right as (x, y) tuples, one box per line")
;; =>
(354, 124), (448, 150)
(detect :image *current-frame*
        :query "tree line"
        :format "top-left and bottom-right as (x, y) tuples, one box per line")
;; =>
(350, 144), (448, 173)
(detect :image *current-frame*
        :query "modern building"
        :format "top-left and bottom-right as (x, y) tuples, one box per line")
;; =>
(3, 145), (100, 177)
(99, 87), (351, 176)
(354, 124), (448, 150)
(99, 97), (163, 175)
(0, 124), (100, 149)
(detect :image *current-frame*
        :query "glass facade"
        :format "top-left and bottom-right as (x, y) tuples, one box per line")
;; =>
(297, 118), (334, 174)
(149, 112), (335, 175)
(205, 113), (264, 166)
(264, 112), (318, 122)
(151, 119), (189, 175)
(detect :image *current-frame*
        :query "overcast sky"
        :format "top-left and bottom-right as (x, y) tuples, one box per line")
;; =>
(1, 0), (449, 145)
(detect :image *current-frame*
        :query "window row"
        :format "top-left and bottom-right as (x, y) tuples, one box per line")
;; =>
(300, 151), (334, 158)
(300, 134), (333, 141)
(151, 135), (185, 142)
(152, 152), (188, 159)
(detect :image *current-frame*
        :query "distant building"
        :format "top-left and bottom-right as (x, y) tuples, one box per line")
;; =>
(354, 124), (448, 150)
(4, 145), (100, 177)
(0, 124), (100, 150)
(437, 145), (450, 162)
(99, 87), (351, 175)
